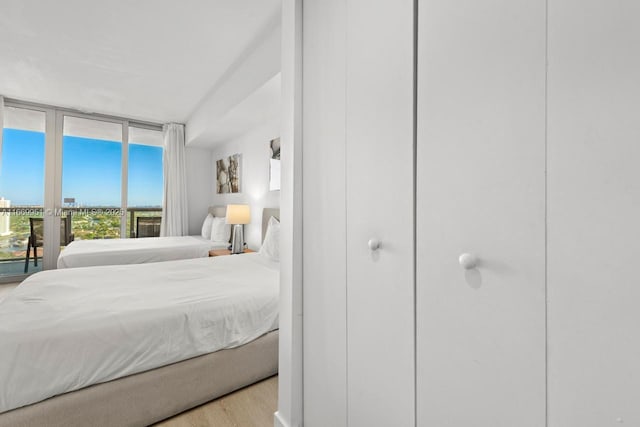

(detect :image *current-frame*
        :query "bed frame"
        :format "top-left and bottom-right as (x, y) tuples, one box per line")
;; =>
(208, 205), (227, 218)
(0, 207), (281, 427)
(0, 331), (278, 427)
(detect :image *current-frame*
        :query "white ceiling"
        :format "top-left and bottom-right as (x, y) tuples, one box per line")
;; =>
(188, 72), (281, 148)
(186, 16), (281, 147)
(0, 0), (281, 124)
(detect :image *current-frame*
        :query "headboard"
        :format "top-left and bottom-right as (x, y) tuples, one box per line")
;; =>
(208, 206), (227, 218)
(262, 208), (280, 243)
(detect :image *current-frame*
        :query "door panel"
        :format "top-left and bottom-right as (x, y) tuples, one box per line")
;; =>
(302, 0), (348, 426)
(61, 115), (123, 240)
(547, 1), (640, 425)
(345, 0), (415, 425)
(416, 1), (546, 425)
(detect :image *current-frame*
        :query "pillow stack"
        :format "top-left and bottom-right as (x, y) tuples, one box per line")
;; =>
(210, 217), (231, 242)
(201, 213), (231, 242)
(201, 214), (214, 239)
(259, 216), (280, 262)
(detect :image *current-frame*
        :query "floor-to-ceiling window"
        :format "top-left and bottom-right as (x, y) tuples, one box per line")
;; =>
(0, 107), (46, 276)
(62, 115), (123, 239)
(0, 101), (164, 280)
(126, 126), (163, 237)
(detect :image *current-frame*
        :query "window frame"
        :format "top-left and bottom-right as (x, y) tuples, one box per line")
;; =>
(1, 97), (164, 275)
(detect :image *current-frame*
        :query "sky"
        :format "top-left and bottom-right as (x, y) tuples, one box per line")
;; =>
(0, 128), (163, 207)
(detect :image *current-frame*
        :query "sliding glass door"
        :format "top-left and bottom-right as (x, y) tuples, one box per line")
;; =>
(61, 115), (123, 240)
(0, 101), (163, 280)
(126, 126), (163, 237)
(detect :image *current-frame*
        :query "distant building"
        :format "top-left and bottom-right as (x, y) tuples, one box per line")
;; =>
(0, 198), (10, 236)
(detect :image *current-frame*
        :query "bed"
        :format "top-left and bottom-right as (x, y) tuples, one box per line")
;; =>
(57, 206), (229, 269)
(0, 208), (281, 427)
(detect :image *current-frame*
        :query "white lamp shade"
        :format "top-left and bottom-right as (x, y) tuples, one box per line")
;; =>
(226, 204), (251, 225)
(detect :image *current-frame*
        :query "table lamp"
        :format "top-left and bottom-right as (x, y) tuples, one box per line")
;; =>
(226, 204), (251, 254)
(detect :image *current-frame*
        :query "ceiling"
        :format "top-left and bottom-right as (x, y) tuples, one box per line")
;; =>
(188, 72), (281, 148)
(0, 0), (281, 124)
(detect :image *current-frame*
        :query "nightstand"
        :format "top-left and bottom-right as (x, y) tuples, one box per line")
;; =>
(209, 248), (255, 257)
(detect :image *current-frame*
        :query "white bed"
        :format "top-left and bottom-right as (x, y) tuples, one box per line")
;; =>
(56, 206), (230, 269)
(0, 253), (279, 414)
(57, 235), (227, 268)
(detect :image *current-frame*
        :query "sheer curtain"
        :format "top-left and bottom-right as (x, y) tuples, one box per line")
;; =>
(160, 123), (189, 236)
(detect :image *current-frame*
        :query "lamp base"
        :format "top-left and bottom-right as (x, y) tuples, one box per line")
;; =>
(230, 224), (244, 254)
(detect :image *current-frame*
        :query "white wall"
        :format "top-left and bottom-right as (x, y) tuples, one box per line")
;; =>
(185, 147), (213, 236)
(209, 119), (280, 250)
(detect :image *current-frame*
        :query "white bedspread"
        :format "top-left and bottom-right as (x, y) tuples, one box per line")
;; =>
(0, 253), (279, 414)
(57, 236), (228, 268)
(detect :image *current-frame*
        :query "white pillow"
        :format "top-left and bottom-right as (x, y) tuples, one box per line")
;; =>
(259, 216), (280, 262)
(210, 216), (230, 242)
(201, 213), (214, 239)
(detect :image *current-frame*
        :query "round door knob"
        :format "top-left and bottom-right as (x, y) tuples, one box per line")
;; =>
(459, 253), (477, 269)
(368, 238), (381, 251)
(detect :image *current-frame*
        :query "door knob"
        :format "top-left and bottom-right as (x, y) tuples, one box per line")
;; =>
(459, 253), (477, 269)
(368, 238), (381, 251)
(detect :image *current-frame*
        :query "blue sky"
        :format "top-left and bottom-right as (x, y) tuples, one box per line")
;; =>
(0, 128), (163, 207)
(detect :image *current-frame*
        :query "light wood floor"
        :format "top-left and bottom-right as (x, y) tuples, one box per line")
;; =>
(155, 375), (278, 427)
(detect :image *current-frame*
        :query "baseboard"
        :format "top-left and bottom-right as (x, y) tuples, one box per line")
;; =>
(274, 411), (291, 427)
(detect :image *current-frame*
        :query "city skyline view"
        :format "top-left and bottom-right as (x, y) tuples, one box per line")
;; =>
(0, 128), (163, 207)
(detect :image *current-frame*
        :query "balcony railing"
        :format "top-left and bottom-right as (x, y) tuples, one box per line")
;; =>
(0, 206), (162, 265)
(126, 207), (163, 238)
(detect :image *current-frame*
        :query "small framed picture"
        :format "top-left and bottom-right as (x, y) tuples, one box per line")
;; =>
(269, 137), (281, 191)
(216, 153), (241, 194)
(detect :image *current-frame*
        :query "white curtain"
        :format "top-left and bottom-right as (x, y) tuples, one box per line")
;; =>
(160, 123), (189, 236)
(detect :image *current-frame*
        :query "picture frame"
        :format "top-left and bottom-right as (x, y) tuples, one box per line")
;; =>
(269, 137), (281, 191)
(216, 153), (241, 194)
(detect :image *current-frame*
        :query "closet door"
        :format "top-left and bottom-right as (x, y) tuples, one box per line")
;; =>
(346, 0), (416, 425)
(416, 1), (546, 425)
(547, 1), (640, 425)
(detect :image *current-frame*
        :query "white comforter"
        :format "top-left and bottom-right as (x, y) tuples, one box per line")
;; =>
(57, 236), (228, 268)
(0, 253), (279, 414)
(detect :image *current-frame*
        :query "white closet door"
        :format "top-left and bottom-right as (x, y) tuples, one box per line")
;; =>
(547, 1), (640, 425)
(345, 0), (416, 426)
(416, 1), (546, 425)
(302, 0), (348, 425)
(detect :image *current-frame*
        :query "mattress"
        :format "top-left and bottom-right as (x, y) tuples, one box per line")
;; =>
(0, 253), (279, 414)
(57, 235), (229, 268)
(0, 331), (279, 427)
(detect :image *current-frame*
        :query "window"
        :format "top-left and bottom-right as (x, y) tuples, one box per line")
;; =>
(0, 99), (165, 278)
(0, 107), (46, 276)
(127, 126), (164, 237)
(62, 116), (123, 239)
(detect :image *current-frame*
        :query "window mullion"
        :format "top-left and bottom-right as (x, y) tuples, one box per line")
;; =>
(121, 122), (129, 238)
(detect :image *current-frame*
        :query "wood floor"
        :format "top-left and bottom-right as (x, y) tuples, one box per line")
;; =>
(155, 375), (278, 427)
